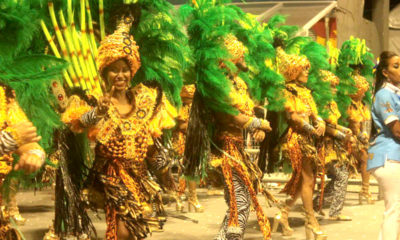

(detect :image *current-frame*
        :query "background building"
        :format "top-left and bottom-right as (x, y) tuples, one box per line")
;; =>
(170, 0), (396, 56)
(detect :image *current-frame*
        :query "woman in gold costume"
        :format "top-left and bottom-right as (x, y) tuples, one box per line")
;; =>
(273, 48), (327, 240)
(62, 17), (177, 240)
(335, 37), (374, 205)
(313, 70), (354, 221)
(0, 84), (46, 239)
(186, 34), (273, 240)
(346, 72), (373, 204)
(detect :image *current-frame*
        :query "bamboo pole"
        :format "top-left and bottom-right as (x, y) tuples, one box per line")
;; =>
(85, 0), (98, 57)
(41, 20), (73, 88)
(80, 0), (97, 91)
(99, 0), (105, 41)
(84, 0), (102, 95)
(59, 10), (89, 90)
(67, 0), (73, 25)
(48, 1), (80, 88)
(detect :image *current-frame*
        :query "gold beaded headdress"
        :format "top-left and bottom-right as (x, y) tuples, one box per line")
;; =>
(181, 84), (195, 99)
(350, 73), (369, 99)
(223, 34), (245, 64)
(276, 47), (310, 82)
(97, 17), (141, 79)
(320, 70), (339, 86)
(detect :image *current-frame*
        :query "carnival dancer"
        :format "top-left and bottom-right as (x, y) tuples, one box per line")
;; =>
(182, 1), (287, 238)
(61, 15), (180, 239)
(273, 47), (327, 240)
(313, 70), (354, 221)
(0, 84), (46, 239)
(38, 0), (189, 238)
(336, 37), (374, 205)
(209, 35), (272, 240)
(0, 1), (70, 238)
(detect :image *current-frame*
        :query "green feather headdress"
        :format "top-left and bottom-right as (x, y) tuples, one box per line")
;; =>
(269, 15), (332, 119)
(336, 36), (374, 122)
(180, 0), (284, 114)
(95, 0), (190, 106)
(0, 1), (66, 155)
(0, 0), (68, 195)
(233, 11), (285, 111)
(180, 0), (242, 115)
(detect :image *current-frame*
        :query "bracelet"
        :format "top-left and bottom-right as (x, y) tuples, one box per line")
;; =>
(244, 117), (262, 131)
(27, 149), (46, 163)
(6, 127), (23, 147)
(80, 108), (101, 127)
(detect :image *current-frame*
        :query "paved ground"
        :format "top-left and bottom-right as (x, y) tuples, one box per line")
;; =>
(15, 175), (383, 240)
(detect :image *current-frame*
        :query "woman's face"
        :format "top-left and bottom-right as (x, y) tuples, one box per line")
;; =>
(384, 56), (400, 86)
(297, 66), (309, 84)
(105, 59), (132, 92)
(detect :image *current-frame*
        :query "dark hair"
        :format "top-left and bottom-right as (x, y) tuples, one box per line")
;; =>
(375, 51), (398, 95)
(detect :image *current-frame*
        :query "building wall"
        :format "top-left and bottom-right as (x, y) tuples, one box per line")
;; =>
(336, 0), (389, 56)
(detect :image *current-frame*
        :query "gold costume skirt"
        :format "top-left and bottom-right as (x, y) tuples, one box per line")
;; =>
(213, 135), (271, 240)
(324, 136), (351, 167)
(88, 156), (165, 240)
(280, 128), (319, 198)
(348, 139), (368, 174)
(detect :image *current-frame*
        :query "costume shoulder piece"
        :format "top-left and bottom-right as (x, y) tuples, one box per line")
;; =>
(229, 76), (254, 116)
(140, 84), (177, 138)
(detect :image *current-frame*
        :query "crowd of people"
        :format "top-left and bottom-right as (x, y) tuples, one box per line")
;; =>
(0, 0), (398, 240)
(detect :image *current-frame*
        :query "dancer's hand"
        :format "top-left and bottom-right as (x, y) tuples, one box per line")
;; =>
(97, 86), (115, 116)
(14, 150), (44, 174)
(348, 136), (356, 144)
(260, 119), (272, 132)
(313, 123), (325, 137)
(12, 121), (41, 146)
(253, 130), (265, 142)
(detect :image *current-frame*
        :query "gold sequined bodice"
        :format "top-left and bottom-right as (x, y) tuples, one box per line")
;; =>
(229, 76), (255, 116)
(347, 100), (371, 125)
(284, 83), (318, 119)
(326, 101), (341, 125)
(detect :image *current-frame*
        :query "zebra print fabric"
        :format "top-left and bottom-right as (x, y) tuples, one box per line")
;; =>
(80, 108), (99, 127)
(215, 170), (251, 240)
(0, 130), (18, 155)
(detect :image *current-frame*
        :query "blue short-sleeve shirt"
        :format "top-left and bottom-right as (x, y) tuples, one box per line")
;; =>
(368, 83), (400, 171)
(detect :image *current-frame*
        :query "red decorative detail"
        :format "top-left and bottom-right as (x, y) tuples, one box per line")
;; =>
(52, 81), (58, 87)
(58, 94), (64, 101)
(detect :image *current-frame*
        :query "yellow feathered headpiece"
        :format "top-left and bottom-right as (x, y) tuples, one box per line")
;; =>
(223, 34), (245, 64)
(320, 70), (339, 86)
(276, 47), (310, 82)
(181, 84), (196, 99)
(97, 16), (141, 79)
(350, 73), (369, 99)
